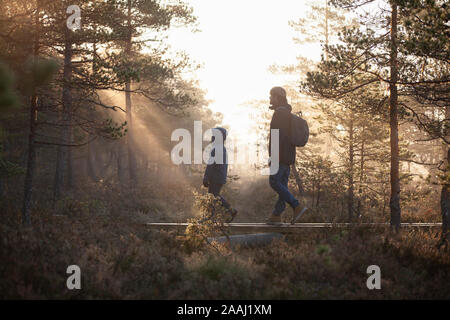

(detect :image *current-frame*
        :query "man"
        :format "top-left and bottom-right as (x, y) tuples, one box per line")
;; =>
(203, 127), (238, 222)
(267, 87), (308, 224)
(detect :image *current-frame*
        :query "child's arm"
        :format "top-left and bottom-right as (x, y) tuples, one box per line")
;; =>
(203, 146), (213, 187)
(203, 163), (212, 187)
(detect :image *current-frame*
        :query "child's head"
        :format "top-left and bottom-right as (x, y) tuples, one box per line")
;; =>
(211, 127), (227, 142)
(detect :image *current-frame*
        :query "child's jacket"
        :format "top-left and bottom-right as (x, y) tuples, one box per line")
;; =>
(203, 127), (228, 185)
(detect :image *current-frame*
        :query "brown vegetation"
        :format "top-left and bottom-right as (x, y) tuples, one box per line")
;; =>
(1, 181), (448, 299)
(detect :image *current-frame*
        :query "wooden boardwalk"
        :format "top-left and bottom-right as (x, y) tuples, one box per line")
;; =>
(146, 222), (442, 234)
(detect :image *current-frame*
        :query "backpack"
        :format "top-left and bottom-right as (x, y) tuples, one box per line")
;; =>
(290, 113), (309, 147)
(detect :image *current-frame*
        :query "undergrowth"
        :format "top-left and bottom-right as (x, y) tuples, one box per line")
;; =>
(0, 183), (448, 299)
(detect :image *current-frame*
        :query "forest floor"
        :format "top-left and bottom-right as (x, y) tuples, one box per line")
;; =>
(0, 180), (449, 299)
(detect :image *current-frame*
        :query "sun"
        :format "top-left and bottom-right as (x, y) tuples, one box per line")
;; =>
(164, 0), (321, 144)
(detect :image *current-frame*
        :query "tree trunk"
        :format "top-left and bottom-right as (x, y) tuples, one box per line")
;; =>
(324, 0), (329, 61)
(440, 106), (450, 242)
(117, 142), (126, 184)
(54, 30), (73, 200)
(348, 115), (354, 222)
(87, 137), (97, 181)
(54, 143), (64, 200)
(67, 126), (74, 188)
(357, 125), (366, 217)
(389, 2), (401, 231)
(316, 169), (321, 208)
(22, 3), (40, 227)
(87, 43), (98, 182)
(126, 0), (137, 183)
(441, 150), (449, 239)
(125, 80), (137, 182)
(23, 95), (38, 226)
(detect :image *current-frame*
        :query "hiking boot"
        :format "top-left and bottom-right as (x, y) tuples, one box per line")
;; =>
(226, 208), (238, 223)
(291, 205), (309, 224)
(266, 213), (282, 225)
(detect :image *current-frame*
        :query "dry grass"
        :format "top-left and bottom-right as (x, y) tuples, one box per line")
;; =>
(0, 180), (448, 299)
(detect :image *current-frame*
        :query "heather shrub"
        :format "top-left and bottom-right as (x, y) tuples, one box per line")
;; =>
(0, 183), (449, 299)
(184, 192), (232, 251)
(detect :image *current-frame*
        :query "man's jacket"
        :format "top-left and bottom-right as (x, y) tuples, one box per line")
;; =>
(269, 105), (296, 165)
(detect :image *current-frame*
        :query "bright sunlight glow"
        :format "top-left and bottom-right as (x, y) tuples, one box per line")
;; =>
(167, 0), (322, 139)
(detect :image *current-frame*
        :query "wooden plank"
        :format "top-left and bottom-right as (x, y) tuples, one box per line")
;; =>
(145, 222), (442, 234)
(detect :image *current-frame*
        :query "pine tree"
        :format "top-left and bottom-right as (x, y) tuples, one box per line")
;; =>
(301, 0), (448, 230)
(99, 0), (197, 183)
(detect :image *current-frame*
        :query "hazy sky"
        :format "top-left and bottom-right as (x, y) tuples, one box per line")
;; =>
(167, 0), (322, 134)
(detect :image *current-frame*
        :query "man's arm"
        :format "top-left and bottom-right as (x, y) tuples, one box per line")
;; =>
(270, 110), (284, 130)
(269, 111), (283, 156)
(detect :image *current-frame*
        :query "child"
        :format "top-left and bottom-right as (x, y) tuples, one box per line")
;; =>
(202, 127), (237, 222)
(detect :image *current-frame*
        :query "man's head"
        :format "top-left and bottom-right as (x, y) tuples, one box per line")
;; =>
(269, 86), (288, 108)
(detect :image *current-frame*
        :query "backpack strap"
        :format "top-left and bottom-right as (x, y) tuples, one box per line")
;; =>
(275, 106), (294, 146)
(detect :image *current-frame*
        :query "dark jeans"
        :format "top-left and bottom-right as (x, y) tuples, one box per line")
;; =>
(208, 182), (231, 217)
(269, 163), (299, 216)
